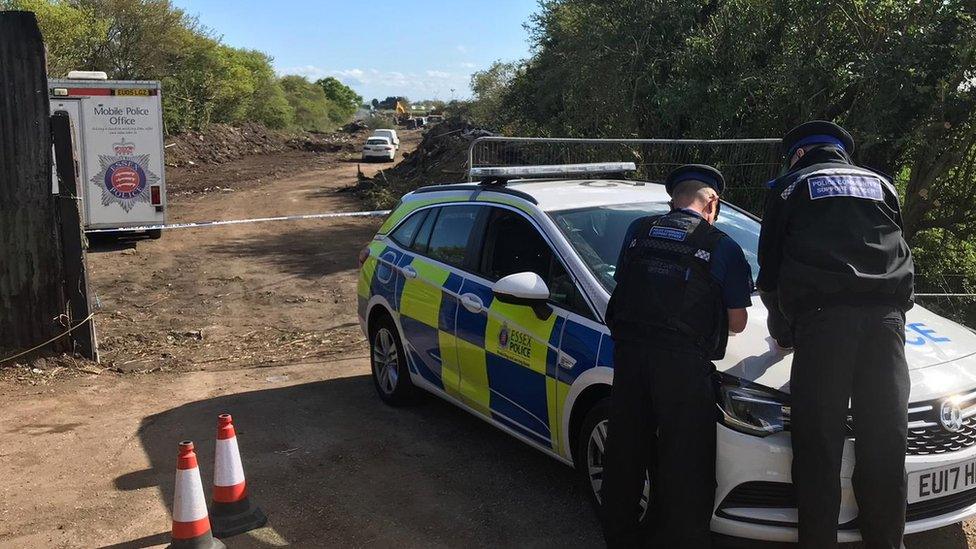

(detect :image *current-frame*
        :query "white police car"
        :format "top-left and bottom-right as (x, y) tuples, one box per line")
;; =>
(356, 163), (976, 542)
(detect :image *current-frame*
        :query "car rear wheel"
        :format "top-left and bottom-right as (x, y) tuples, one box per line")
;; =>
(577, 399), (650, 526)
(369, 314), (417, 406)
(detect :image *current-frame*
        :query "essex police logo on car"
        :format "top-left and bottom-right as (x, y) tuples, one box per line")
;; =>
(90, 138), (159, 212)
(498, 322), (532, 365)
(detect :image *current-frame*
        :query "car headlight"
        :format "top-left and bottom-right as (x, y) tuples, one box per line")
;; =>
(717, 376), (790, 437)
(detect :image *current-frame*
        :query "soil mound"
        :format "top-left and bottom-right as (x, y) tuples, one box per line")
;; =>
(164, 123), (370, 168)
(357, 119), (493, 209)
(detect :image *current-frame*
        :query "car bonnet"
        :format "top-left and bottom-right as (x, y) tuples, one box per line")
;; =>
(716, 300), (976, 399)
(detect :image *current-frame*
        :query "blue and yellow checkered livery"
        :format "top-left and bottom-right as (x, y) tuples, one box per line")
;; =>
(359, 239), (611, 457)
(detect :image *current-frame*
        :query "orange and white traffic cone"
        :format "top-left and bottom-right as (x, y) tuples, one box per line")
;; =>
(170, 441), (225, 549)
(210, 413), (267, 538)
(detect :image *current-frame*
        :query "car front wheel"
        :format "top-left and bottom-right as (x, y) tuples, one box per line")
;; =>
(369, 314), (417, 406)
(577, 399), (650, 527)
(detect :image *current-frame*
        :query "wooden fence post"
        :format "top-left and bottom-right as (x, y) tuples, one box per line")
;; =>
(0, 11), (70, 360)
(51, 111), (98, 361)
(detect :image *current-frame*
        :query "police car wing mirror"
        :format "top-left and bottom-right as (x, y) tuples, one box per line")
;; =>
(493, 272), (553, 320)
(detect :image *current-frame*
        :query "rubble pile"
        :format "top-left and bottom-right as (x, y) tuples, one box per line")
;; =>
(164, 122), (371, 167)
(164, 123), (289, 167)
(358, 118), (493, 209)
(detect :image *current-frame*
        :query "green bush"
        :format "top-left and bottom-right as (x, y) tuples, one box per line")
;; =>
(364, 114), (395, 130)
(316, 77), (361, 126)
(280, 75), (333, 132)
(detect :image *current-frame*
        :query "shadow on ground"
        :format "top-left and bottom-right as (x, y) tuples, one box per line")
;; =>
(87, 233), (140, 253)
(113, 373), (601, 548)
(110, 373), (971, 548)
(205, 221), (379, 280)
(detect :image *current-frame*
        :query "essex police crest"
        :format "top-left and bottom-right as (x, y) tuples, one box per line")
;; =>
(499, 323), (510, 349)
(90, 139), (159, 212)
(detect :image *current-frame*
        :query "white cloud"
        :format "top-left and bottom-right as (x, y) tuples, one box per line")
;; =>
(459, 62), (477, 69)
(279, 64), (330, 79)
(456, 45), (468, 54)
(277, 65), (473, 100)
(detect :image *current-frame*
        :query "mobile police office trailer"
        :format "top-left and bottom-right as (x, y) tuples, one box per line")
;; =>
(49, 72), (166, 237)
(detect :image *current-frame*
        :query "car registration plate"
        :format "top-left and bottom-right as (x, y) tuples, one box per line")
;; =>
(908, 458), (976, 503)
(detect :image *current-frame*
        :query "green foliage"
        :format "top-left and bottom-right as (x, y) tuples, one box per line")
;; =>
(479, 0), (976, 323)
(315, 77), (361, 125)
(3, 0), (106, 76)
(11, 0), (359, 134)
(364, 113), (395, 130)
(498, 0), (976, 237)
(468, 61), (519, 130)
(376, 96), (409, 110)
(280, 75), (333, 132)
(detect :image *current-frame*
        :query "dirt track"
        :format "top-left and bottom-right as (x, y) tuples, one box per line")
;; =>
(0, 129), (974, 548)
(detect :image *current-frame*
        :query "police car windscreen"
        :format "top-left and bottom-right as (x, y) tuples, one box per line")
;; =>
(550, 202), (760, 291)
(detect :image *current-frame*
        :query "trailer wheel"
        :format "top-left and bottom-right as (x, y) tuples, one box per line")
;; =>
(147, 229), (162, 240)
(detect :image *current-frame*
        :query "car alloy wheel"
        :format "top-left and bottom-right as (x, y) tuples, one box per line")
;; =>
(372, 327), (399, 395)
(587, 418), (650, 519)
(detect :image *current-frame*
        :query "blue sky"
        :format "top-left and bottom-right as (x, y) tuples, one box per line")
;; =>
(171, 0), (538, 102)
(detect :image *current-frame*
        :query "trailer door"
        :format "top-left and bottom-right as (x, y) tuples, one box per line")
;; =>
(49, 99), (87, 218)
(78, 93), (165, 230)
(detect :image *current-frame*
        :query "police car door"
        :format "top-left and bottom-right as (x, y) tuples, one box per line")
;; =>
(385, 206), (477, 397)
(456, 206), (596, 453)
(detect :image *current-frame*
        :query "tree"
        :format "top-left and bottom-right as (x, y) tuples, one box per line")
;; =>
(315, 76), (361, 124)
(469, 61), (519, 129)
(377, 96), (409, 110)
(3, 0), (107, 76)
(497, 0), (976, 243)
(280, 75), (332, 132)
(489, 0), (976, 322)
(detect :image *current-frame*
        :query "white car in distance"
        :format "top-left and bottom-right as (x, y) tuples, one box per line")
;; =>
(362, 136), (395, 162)
(372, 129), (400, 150)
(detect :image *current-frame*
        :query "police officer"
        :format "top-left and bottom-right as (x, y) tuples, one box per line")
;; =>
(602, 165), (753, 547)
(757, 121), (915, 548)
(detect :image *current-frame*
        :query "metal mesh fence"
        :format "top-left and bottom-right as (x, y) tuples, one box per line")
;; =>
(466, 136), (974, 325)
(468, 136), (784, 214)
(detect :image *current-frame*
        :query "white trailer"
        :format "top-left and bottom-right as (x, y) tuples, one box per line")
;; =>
(49, 71), (166, 238)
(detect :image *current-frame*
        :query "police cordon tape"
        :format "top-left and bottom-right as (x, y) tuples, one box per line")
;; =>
(84, 209), (393, 234)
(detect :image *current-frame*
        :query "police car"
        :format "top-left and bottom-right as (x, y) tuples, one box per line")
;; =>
(356, 162), (976, 543)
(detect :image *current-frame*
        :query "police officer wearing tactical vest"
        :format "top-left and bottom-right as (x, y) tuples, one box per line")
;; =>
(602, 165), (753, 547)
(758, 121), (915, 548)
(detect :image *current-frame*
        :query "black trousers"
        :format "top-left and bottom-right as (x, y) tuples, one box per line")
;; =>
(601, 342), (716, 548)
(791, 304), (909, 548)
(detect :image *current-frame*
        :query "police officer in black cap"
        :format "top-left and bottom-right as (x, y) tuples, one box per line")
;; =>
(602, 164), (753, 547)
(758, 121), (915, 548)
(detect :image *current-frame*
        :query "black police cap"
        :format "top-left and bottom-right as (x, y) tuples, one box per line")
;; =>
(664, 164), (725, 196)
(782, 120), (855, 156)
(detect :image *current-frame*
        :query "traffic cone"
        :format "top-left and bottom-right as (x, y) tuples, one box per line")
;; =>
(210, 413), (267, 537)
(170, 441), (225, 549)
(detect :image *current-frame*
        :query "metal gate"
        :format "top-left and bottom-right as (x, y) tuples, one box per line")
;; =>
(467, 136), (783, 214)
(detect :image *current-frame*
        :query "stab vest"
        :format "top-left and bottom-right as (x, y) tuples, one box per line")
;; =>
(607, 210), (729, 360)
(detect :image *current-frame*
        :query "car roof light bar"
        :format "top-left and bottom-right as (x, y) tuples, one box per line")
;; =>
(470, 162), (637, 182)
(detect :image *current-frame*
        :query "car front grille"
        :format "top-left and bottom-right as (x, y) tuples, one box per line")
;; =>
(906, 486), (976, 521)
(718, 481), (796, 509)
(905, 388), (976, 456)
(717, 481), (976, 527)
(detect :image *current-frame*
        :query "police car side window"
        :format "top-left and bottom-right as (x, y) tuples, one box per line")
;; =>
(410, 207), (438, 253)
(479, 208), (592, 318)
(389, 209), (429, 248)
(426, 205), (480, 268)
